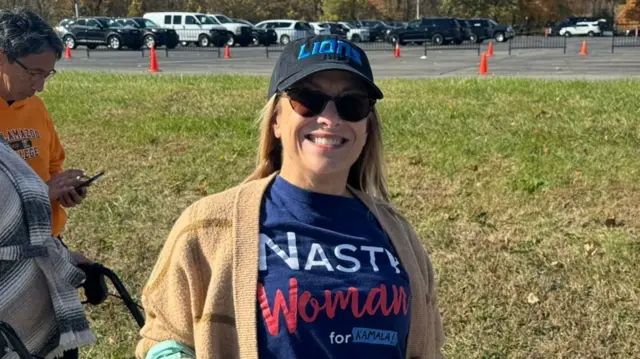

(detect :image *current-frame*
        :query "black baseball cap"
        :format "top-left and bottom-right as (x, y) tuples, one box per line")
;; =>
(268, 34), (383, 100)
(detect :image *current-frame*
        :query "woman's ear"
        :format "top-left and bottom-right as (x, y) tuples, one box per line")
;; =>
(272, 114), (281, 139)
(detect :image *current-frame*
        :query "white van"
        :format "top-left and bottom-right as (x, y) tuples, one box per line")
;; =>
(143, 12), (228, 47)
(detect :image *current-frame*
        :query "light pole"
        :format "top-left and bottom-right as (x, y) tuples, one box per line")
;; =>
(416, 0), (420, 19)
(74, 0), (79, 18)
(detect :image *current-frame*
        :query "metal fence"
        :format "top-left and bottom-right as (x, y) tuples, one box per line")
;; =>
(611, 23), (640, 52)
(505, 26), (567, 54)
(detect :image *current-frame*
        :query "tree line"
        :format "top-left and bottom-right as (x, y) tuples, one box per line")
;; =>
(2, 0), (639, 26)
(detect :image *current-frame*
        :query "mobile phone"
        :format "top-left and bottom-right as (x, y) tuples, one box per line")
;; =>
(75, 171), (105, 190)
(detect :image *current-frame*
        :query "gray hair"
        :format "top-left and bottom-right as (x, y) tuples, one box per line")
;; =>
(0, 8), (63, 62)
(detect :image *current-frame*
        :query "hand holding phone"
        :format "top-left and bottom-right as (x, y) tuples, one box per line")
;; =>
(75, 171), (105, 190)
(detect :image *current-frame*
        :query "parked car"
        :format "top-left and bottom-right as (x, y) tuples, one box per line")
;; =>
(348, 19), (392, 41)
(232, 18), (278, 46)
(143, 12), (229, 47)
(114, 17), (179, 48)
(337, 22), (370, 42)
(324, 22), (349, 38)
(387, 17), (464, 45)
(559, 21), (601, 37)
(550, 16), (610, 36)
(206, 13), (254, 47)
(466, 18), (515, 42)
(309, 22), (332, 36)
(254, 19), (315, 45)
(59, 16), (143, 50)
(54, 18), (74, 36)
(458, 19), (488, 43)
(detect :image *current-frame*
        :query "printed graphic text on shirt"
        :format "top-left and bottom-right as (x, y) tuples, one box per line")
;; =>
(257, 231), (410, 345)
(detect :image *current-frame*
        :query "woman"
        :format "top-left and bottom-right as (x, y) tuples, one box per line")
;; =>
(136, 34), (444, 359)
(0, 136), (95, 359)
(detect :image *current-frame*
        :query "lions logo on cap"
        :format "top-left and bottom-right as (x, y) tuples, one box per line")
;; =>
(297, 38), (363, 66)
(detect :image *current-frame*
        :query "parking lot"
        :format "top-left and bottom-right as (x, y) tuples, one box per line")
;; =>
(55, 37), (640, 80)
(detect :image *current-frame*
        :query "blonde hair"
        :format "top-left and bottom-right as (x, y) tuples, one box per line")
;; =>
(243, 94), (390, 202)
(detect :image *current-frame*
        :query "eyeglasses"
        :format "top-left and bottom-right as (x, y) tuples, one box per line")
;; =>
(284, 88), (375, 123)
(13, 58), (56, 81)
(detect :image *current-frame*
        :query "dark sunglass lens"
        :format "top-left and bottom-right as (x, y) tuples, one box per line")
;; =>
(336, 95), (372, 122)
(288, 89), (328, 117)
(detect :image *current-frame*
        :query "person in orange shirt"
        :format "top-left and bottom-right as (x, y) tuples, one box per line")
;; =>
(0, 8), (90, 240)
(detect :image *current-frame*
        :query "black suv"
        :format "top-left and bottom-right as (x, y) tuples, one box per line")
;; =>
(387, 18), (464, 45)
(115, 17), (179, 49)
(61, 17), (143, 50)
(458, 19), (488, 43)
(466, 18), (515, 42)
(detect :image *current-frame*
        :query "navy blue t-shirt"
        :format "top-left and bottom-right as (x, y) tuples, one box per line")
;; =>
(256, 175), (412, 359)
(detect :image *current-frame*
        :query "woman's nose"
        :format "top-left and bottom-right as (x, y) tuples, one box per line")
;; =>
(316, 101), (342, 128)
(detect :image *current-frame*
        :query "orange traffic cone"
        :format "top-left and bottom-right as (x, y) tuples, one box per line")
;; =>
(394, 42), (400, 57)
(148, 45), (159, 72)
(479, 52), (488, 75)
(64, 45), (72, 60)
(224, 45), (231, 59)
(487, 41), (494, 57)
(579, 40), (587, 56)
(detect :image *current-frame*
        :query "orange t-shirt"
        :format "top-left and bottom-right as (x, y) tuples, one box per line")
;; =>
(0, 96), (67, 237)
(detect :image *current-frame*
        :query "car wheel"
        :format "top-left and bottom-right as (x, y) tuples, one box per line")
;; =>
(227, 34), (236, 47)
(198, 35), (210, 47)
(108, 35), (121, 50)
(63, 35), (76, 50)
(144, 35), (156, 48)
(564, 32), (571, 37)
(495, 32), (505, 42)
(252, 35), (259, 46)
(389, 35), (399, 44)
(588, 31), (595, 37)
(469, 34), (477, 43)
(351, 34), (361, 42)
(431, 34), (444, 45)
(280, 35), (290, 45)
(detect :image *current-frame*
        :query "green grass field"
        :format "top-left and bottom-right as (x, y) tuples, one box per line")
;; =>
(40, 72), (639, 358)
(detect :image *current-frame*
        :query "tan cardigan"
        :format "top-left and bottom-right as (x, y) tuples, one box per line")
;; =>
(136, 173), (445, 359)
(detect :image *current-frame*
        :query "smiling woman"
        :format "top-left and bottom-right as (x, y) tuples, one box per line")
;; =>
(137, 34), (445, 359)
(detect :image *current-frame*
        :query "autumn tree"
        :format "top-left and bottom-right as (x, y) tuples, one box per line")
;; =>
(619, 0), (640, 21)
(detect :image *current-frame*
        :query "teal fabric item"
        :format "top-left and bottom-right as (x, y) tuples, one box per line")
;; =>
(145, 340), (195, 359)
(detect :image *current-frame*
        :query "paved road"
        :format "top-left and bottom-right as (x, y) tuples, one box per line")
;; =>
(56, 37), (640, 80)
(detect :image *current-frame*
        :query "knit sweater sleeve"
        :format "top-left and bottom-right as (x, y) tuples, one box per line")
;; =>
(384, 204), (446, 359)
(136, 205), (206, 359)
(407, 223), (445, 359)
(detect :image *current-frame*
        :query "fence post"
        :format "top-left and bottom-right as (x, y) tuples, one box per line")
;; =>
(508, 38), (511, 56)
(477, 42), (480, 56)
(563, 36), (567, 54)
(423, 40), (427, 58)
(141, 47), (145, 58)
(266, 43), (269, 58)
(217, 45), (221, 58)
(165, 47), (169, 57)
(86, 47), (90, 59)
(611, 33), (615, 53)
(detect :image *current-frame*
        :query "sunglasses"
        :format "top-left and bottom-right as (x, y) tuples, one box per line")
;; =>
(284, 88), (376, 123)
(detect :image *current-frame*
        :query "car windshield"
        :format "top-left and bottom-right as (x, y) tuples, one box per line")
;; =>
(134, 18), (159, 28)
(215, 15), (233, 24)
(489, 19), (498, 26)
(197, 15), (215, 25)
(341, 23), (353, 29)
